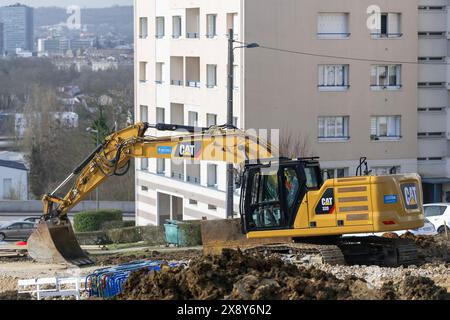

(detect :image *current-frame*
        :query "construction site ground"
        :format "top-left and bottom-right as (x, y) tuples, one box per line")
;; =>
(0, 234), (449, 300)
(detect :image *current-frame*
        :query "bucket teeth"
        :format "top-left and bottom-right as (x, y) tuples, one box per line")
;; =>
(27, 220), (94, 267)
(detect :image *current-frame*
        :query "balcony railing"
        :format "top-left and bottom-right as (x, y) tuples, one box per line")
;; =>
(155, 80), (163, 84)
(317, 32), (351, 39)
(172, 34), (181, 39)
(186, 32), (199, 39)
(206, 33), (217, 39)
(139, 34), (148, 39)
(187, 176), (200, 184)
(171, 80), (183, 86)
(371, 33), (403, 38)
(155, 34), (164, 39)
(370, 135), (402, 141)
(186, 81), (201, 88)
(171, 172), (185, 180)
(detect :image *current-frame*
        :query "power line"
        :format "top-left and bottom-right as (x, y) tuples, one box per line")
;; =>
(235, 40), (449, 65)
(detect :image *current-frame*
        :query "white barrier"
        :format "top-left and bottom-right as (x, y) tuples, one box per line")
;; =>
(18, 276), (87, 300)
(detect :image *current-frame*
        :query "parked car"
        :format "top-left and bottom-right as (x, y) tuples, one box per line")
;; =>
(393, 218), (437, 236)
(0, 221), (36, 241)
(23, 217), (41, 224)
(423, 203), (450, 234)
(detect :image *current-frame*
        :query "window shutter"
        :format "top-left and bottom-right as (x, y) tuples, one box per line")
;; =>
(370, 117), (377, 136)
(388, 13), (400, 35)
(318, 66), (324, 86)
(318, 13), (348, 34)
(173, 16), (181, 37)
(207, 65), (216, 86)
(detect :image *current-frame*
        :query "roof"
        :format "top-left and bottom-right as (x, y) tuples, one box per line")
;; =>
(0, 159), (27, 171)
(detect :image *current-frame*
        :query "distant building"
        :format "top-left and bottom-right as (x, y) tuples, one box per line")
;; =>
(0, 3), (34, 55)
(0, 159), (28, 200)
(37, 37), (70, 56)
(70, 38), (95, 52)
(14, 112), (79, 138)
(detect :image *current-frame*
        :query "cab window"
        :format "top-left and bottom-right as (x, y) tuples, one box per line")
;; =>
(304, 167), (320, 189)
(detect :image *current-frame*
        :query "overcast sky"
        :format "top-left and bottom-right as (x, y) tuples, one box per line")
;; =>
(0, 0), (132, 8)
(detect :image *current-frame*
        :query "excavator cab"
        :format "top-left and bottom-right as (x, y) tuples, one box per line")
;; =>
(240, 159), (322, 234)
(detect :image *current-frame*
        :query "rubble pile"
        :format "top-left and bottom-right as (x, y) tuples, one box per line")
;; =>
(117, 250), (449, 300)
(399, 233), (449, 263)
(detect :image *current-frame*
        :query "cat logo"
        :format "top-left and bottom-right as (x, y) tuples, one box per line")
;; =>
(176, 142), (202, 158)
(316, 188), (335, 215)
(401, 184), (419, 210)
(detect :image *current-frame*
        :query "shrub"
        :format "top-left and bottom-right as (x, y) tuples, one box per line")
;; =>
(73, 209), (123, 232)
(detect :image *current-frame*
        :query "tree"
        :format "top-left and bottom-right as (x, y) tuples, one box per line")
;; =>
(279, 129), (313, 159)
(90, 106), (110, 144)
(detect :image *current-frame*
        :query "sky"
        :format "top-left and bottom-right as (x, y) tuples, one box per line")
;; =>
(0, 0), (132, 8)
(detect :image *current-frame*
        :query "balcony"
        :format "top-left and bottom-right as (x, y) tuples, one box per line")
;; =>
(186, 57), (200, 88)
(186, 162), (200, 185)
(170, 103), (184, 125)
(186, 8), (200, 39)
(170, 56), (183, 87)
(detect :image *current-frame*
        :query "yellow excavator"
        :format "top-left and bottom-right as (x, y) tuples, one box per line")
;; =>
(27, 122), (424, 267)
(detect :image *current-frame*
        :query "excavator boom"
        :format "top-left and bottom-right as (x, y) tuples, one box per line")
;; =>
(27, 122), (276, 266)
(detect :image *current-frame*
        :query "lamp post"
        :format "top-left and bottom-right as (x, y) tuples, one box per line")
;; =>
(86, 127), (100, 211)
(226, 29), (259, 219)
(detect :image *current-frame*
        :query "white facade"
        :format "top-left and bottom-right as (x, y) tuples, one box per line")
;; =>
(134, 0), (242, 226)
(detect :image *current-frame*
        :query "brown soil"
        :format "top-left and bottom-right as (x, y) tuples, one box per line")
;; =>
(0, 291), (31, 300)
(116, 250), (449, 300)
(399, 233), (450, 262)
(92, 249), (201, 266)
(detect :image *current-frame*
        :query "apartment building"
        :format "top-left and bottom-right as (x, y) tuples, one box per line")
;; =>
(417, 0), (450, 202)
(134, 0), (422, 226)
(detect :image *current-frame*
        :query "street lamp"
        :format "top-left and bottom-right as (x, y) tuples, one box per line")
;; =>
(226, 29), (259, 219)
(86, 127), (100, 211)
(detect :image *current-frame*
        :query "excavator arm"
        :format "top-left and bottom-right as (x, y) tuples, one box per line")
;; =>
(28, 122), (275, 265)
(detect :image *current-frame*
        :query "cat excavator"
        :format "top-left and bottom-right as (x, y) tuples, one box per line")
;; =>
(27, 122), (425, 267)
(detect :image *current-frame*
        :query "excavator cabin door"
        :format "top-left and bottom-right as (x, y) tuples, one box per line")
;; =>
(241, 161), (309, 234)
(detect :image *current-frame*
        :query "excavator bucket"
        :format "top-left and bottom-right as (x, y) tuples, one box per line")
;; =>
(27, 220), (94, 266)
(201, 219), (292, 255)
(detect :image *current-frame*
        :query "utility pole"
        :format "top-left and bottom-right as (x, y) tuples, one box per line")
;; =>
(226, 29), (235, 220)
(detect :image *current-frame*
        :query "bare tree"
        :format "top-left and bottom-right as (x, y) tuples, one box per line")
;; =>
(279, 129), (313, 159)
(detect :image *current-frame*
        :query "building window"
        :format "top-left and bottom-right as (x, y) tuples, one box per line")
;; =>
(141, 158), (149, 171)
(371, 166), (401, 176)
(188, 111), (198, 127)
(141, 186), (149, 191)
(227, 13), (239, 38)
(322, 168), (348, 180)
(206, 14), (217, 38)
(172, 16), (181, 38)
(189, 199), (198, 205)
(156, 17), (165, 38)
(208, 204), (217, 211)
(318, 65), (349, 90)
(157, 159), (165, 175)
(139, 17), (148, 39)
(370, 116), (401, 140)
(207, 164), (218, 188)
(156, 62), (163, 84)
(371, 65), (401, 89)
(318, 116), (350, 140)
(156, 107), (165, 124)
(139, 62), (147, 82)
(371, 13), (402, 38)
(317, 13), (350, 39)
(207, 113), (217, 127)
(140, 105), (148, 122)
(207, 64), (217, 88)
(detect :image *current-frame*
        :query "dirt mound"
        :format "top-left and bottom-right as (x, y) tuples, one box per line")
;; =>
(400, 233), (449, 262)
(0, 291), (31, 300)
(120, 250), (441, 300)
(380, 276), (450, 300)
(93, 249), (201, 266)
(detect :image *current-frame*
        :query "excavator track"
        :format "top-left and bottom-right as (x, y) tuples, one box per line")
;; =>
(242, 243), (347, 266)
(230, 236), (419, 267)
(336, 236), (419, 267)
